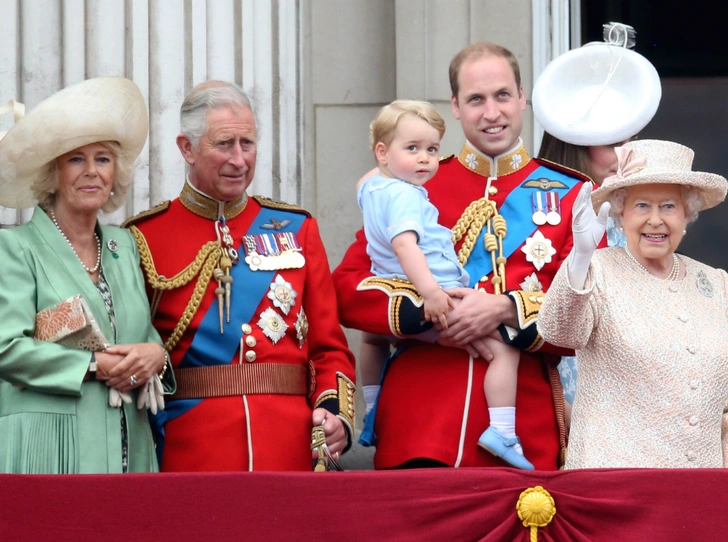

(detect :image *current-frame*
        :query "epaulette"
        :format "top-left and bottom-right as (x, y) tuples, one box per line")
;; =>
(439, 154), (455, 163)
(534, 158), (594, 184)
(121, 200), (171, 228)
(252, 195), (311, 217)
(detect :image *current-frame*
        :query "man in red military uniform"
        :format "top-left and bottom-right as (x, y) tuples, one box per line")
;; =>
(334, 42), (595, 470)
(125, 81), (355, 471)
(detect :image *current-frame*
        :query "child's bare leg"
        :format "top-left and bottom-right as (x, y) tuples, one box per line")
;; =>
(483, 335), (519, 407)
(477, 331), (534, 469)
(360, 332), (390, 414)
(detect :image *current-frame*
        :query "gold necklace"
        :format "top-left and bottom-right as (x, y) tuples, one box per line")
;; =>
(624, 246), (680, 281)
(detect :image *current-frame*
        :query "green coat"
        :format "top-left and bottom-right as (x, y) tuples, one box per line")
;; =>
(0, 207), (161, 473)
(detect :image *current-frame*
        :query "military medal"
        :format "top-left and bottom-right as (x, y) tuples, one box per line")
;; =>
(267, 274), (297, 315)
(531, 192), (547, 226)
(257, 307), (288, 344)
(242, 232), (305, 271)
(295, 308), (309, 349)
(697, 270), (713, 298)
(521, 231), (556, 271)
(546, 192), (561, 226)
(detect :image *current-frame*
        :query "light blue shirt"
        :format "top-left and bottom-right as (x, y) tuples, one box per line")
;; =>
(358, 174), (469, 289)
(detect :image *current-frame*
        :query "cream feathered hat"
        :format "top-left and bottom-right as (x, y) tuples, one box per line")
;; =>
(591, 139), (728, 211)
(533, 22), (662, 146)
(0, 77), (148, 209)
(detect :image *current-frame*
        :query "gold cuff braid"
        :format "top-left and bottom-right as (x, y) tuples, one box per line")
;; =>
(508, 290), (544, 329)
(313, 373), (356, 434)
(129, 225), (223, 352)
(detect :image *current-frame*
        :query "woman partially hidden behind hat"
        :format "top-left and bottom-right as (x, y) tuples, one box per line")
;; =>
(0, 77), (170, 473)
(538, 139), (728, 468)
(532, 22), (663, 425)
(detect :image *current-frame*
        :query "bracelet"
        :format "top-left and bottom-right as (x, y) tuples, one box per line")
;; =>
(159, 350), (170, 379)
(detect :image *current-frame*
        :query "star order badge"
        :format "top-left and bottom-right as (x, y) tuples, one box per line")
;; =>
(257, 307), (288, 344)
(520, 272), (543, 292)
(521, 231), (556, 271)
(267, 274), (297, 315)
(295, 307), (309, 349)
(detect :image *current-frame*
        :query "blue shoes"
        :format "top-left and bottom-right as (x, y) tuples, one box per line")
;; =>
(478, 426), (535, 470)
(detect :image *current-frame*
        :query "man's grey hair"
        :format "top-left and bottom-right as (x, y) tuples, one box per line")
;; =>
(180, 81), (255, 149)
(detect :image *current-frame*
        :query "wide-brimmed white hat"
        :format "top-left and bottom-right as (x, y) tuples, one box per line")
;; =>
(0, 77), (148, 209)
(533, 23), (661, 146)
(591, 139), (728, 211)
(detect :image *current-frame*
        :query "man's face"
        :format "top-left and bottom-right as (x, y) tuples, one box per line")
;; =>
(451, 55), (526, 158)
(177, 106), (257, 201)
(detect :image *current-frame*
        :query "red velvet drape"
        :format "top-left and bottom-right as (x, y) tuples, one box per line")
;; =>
(1, 468), (725, 541)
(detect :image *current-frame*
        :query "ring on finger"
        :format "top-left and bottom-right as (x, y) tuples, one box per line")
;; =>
(130, 374), (138, 386)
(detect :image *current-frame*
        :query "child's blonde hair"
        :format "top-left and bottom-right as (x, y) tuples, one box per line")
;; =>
(369, 100), (446, 152)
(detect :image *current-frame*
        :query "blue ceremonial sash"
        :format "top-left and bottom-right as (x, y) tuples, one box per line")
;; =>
(180, 206), (306, 369)
(152, 206), (306, 458)
(462, 165), (580, 286)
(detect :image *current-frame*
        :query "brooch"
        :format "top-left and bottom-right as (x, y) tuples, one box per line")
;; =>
(106, 239), (119, 259)
(697, 270), (713, 298)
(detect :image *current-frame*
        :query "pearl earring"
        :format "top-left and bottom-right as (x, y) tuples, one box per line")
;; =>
(683, 230), (686, 234)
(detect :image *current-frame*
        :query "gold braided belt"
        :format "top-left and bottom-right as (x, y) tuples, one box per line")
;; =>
(451, 197), (508, 293)
(171, 363), (308, 400)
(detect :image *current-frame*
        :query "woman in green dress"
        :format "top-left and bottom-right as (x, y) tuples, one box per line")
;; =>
(0, 77), (169, 473)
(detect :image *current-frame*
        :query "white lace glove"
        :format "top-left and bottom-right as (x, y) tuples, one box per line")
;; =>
(137, 375), (165, 415)
(109, 388), (132, 408)
(568, 182), (610, 290)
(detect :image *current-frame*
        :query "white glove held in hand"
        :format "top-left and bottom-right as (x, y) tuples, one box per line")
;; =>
(109, 388), (132, 408)
(568, 182), (610, 290)
(137, 375), (165, 415)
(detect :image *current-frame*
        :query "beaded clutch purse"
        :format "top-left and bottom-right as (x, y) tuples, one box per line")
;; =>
(34, 295), (110, 351)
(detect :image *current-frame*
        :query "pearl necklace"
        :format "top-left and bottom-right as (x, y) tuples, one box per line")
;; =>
(50, 209), (101, 274)
(624, 246), (680, 281)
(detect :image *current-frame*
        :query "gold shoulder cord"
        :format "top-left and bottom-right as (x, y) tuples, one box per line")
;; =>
(129, 225), (223, 352)
(451, 197), (508, 293)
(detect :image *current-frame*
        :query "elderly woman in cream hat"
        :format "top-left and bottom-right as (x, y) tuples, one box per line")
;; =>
(0, 77), (169, 473)
(538, 139), (728, 469)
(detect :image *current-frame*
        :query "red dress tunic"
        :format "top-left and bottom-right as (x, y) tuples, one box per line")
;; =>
(128, 185), (356, 471)
(333, 141), (591, 470)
